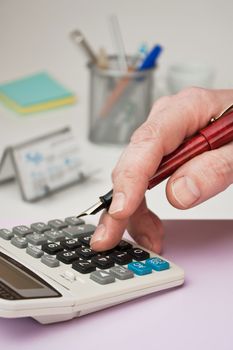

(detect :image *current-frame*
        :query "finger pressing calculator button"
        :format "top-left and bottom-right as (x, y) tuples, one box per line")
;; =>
(42, 242), (64, 255)
(109, 266), (134, 280)
(0, 229), (14, 240)
(12, 225), (33, 237)
(31, 222), (50, 233)
(110, 251), (132, 265)
(76, 247), (98, 259)
(78, 233), (93, 246)
(128, 248), (150, 261)
(56, 251), (79, 264)
(41, 255), (60, 267)
(128, 262), (152, 276)
(60, 238), (81, 250)
(90, 270), (115, 285)
(145, 257), (170, 271)
(11, 236), (28, 249)
(91, 255), (114, 269)
(48, 219), (68, 230)
(72, 259), (96, 274)
(65, 216), (85, 226)
(26, 245), (44, 258)
(26, 233), (47, 245)
(116, 240), (133, 251)
(45, 230), (65, 242)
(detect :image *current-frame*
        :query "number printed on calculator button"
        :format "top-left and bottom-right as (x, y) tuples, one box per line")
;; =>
(31, 222), (50, 233)
(56, 251), (79, 264)
(76, 247), (98, 259)
(42, 242), (64, 255)
(60, 238), (81, 250)
(78, 233), (93, 246)
(72, 260), (96, 274)
(91, 255), (114, 269)
(128, 248), (150, 261)
(110, 251), (132, 265)
(12, 225), (33, 237)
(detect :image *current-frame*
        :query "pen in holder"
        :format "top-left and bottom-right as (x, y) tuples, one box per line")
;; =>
(88, 56), (155, 145)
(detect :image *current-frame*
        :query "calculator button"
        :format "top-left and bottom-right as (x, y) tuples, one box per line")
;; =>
(12, 225), (33, 237)
(78, 233), (93, 246)
(42, 242), (64, 255)
(109, 266), (134, 280)
(56, 251), (79, 264)
(63, 224), (96, 238)
(26, 233), (47, 245)
(26, 245), (44, 258)
(116, 240), (133, 251)
(31, 222), (50, 233)
(90, 270), (115, 285)
(45, 230), (65, 242)
(72, 259), (96, 274)
(11, 236), (28, 249)
(60, 238), (81, 250)
(128, 248), (150, 261)
(75, 247), (98, 259)
(145, 257), (170, 271)
(91, 255), (114, 269)
(41, 255), (60, 267)
(48, 219), (68, 230)
(128, 262), (152, 276)
(0, 229), (13, 240)
(110, 251), (132, 265)
(65, 216), (85, 226)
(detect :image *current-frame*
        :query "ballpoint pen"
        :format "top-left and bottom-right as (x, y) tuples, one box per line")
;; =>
(77, 105), (233, 218)
(70, 29), (98, 64)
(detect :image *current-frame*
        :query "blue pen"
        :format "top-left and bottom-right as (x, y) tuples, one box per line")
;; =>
(138, 44), (163, 70)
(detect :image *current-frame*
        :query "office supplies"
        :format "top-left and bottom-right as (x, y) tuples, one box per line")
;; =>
(138, 44), (163, 70)
(70, 29), (98, 64)
(0, 72), (76, 114)
(0, 216), (184, 324)
(97, 47), (109, 69)
(109, 14), (128, 71)
(0, 128), (88, 201)
(78, 106), (233, 217)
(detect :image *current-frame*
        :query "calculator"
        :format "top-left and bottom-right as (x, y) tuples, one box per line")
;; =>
(0, 217), (184, 324)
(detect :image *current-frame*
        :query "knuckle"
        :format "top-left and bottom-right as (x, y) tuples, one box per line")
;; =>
(130, 121), (162, 145)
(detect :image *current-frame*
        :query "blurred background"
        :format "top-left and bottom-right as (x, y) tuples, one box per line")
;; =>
(0, 0), (232, 226)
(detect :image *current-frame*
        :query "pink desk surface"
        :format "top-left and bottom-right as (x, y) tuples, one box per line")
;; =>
(0, 220), (232, 350)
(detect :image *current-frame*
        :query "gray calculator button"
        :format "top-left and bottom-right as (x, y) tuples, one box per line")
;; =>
(63, 224), (96, 238)
(109, 266), (134, 280)
(90, 270), (115, 285)
(12, 225), (33, 237)
(41, 255), (60, 267)
(0, 229), (14, 240)
(31, 222), (50, 233)
(65, 216), (85, 226)
(48, 220), (68, 230)
(11, 236), (28, 248)
(26, 245), (44, 258)
(45, 230), (65, 242)
(26, 233), (47, 245)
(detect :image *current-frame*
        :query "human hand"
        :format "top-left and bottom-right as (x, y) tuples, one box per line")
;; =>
(90, 88), (233, 253)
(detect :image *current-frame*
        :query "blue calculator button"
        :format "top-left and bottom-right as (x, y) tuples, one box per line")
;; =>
(145, 257), (170, 271)
(128, 262), (152, 276)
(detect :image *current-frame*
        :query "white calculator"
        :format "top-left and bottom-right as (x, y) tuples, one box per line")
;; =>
(0, 217), (184, 324)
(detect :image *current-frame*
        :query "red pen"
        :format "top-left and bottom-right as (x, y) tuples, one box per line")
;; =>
(77, 105), (233, 218)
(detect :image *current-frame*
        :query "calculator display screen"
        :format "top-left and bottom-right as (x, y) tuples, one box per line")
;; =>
(0, 253), (61, 299)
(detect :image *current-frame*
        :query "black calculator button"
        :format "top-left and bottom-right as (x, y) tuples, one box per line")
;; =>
(110, 251), (132, 265)
(91, 255), (114, 269)
(56, 251), (79, 264)
(42, 242), (64, 255)
(116, 240), (133, 251)
(128, 248), (150, 261)
(78, 233), (93, 246)
(76, 247), (98, 259)
(72, 260), (96, 274)
(61, 239), (81, 250)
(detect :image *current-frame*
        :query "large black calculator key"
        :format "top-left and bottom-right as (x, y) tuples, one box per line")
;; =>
(110, 251), (132, 265)
(116, 240), (133, 251)
(60, 239), (81, 250)
(128, 248), (150, 261)
(78, 233), (93, 246)
(91, 255), (114, 269)
(42, 242), (64, 255)
(56, 251), (79, 264)
(76, 247), (98, 259)
(72, 260), (96, 274)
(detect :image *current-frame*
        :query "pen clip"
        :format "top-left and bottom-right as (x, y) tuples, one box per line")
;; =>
(210, 103), (233, 122)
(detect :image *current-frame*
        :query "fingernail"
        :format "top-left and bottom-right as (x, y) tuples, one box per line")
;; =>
(136, 235), (152, 251)
(90, 224), (106, 247)
(109, 192), (126, 214)
(171, 176), (201, 208)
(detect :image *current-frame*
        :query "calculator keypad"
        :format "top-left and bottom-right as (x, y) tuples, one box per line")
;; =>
(0, 218), (170, 286)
